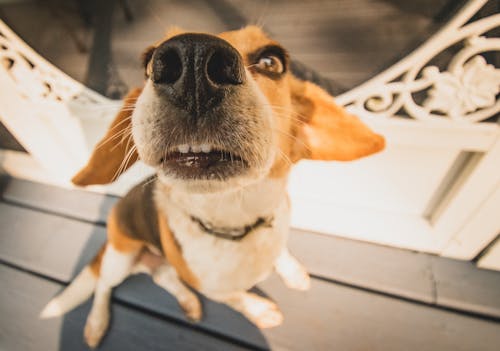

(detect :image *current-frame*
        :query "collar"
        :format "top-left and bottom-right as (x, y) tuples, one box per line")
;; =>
(190, 215), (274, 241)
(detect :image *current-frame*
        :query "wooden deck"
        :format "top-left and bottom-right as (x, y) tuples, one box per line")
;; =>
(1, 175), (500, 350)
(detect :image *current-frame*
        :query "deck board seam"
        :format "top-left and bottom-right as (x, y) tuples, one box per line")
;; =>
(0, 197), (108, 227)
(310, 273), (500, 323)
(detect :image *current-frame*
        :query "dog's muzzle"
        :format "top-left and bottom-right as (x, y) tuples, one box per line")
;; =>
(136, 33), (272, 184)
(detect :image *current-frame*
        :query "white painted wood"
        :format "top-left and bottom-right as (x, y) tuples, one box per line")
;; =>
(0, 150), (56, 185)
(289, 144), (460, 216)
(290, 197), (439, 253)
(441, 182), (500, 260)
(0, 70), (80, 181)
(0, 19), (120, 182)
(360, 116), (499, 152)
(478, 240), (500, 271)
(433, 136), (500, 251)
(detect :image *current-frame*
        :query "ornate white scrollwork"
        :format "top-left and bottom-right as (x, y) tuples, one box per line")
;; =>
(0, 20), (119, 119)
(336, 0), (500, 124)
(423, 55), (500, 116)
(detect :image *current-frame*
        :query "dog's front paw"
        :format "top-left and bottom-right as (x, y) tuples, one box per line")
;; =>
(242, 293), (283, 329)
(84, 309), (110, 349)
(282, 264), (311, 291)
(179, 292), (203, 322)
(275, 250), (311, 291)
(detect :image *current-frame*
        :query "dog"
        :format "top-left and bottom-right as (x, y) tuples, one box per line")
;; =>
(40, 26), (384, 348)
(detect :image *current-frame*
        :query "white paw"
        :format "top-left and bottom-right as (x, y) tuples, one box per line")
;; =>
(282, 265), (311, 291)
(275, 251), (311, 291)
(179, 292), (203, 322)
(84, 309), (110, 349)
(242, 293), (284, 329)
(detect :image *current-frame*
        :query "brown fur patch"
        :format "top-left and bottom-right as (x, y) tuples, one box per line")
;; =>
(292, 80), (385, 161)
(107, 207), (145, 253)
(71, 88), (141, 186)
(157, 211), (200, 289)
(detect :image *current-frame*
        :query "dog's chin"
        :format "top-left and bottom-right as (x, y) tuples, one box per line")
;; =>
(156, 165), (269, 194)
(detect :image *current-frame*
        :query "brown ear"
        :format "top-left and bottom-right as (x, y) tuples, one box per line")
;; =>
(71, 88), (142, 186)
(291, 79), (385, 161)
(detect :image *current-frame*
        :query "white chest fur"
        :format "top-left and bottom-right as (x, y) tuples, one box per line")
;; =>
(155, 178), (290, 298)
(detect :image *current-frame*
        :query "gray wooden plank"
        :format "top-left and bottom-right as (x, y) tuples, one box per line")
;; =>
(0, 202), (106, 282)
(0, 176), (117, 224)
(0, 202), (270, 350)
(289, 229), (500, 319)
(288, 229), (435, 303)
(4, 177), (500, 320)
(0, 264), (250, 351)
(2, 199), (500, 350)
(258, 274), (500, 351)
(432, 257), (500, 319)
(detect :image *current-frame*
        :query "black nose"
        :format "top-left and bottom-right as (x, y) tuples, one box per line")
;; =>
(151, 33), (246, 118)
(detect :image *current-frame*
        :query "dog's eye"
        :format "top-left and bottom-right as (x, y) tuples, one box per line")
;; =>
(257, 55), (284, 74)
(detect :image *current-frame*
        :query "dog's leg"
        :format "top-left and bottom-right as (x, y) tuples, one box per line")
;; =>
(274, 248), (310, 291)
(215, 292), (283, 328)
(152, 264), (202, 321)
(131, 250), (202, 322)
(84, 243), (140, 348)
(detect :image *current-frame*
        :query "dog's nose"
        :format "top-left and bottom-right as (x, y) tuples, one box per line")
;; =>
(151, 33), (246, 117)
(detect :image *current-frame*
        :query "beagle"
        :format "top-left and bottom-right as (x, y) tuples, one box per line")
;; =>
(40, 26), (384, 348)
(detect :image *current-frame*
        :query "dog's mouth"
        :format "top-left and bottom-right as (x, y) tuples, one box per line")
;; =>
(159, 144), (248, 180)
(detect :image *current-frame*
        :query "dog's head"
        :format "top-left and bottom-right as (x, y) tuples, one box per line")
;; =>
(72, 26), (384, 192)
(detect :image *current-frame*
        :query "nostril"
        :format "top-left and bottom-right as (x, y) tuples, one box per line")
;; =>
(206, 48), (244, 86)
(153, 48), (182, 84)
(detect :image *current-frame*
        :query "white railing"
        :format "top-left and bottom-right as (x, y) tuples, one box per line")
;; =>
(337, 0), (500, 124)
(0, 19), (121, 181)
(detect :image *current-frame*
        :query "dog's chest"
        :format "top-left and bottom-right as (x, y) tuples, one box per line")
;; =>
(155, 179), (289, 296)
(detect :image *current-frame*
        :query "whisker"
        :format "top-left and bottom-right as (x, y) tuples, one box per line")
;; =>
(93, 126), (131, 151)
(266, 105), (309, 123)
(112, 144), (137, 181)
(276, 148), (293, 167)
(110, 127), (133, 152)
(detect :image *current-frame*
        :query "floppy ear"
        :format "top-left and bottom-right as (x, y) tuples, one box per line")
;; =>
(290, 79), (385, 161)
(71, 88), (142, 186)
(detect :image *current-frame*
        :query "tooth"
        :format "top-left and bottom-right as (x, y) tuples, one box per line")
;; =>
(201, 144), (211, 153)
(191, 145), (201, 153)
(178, 144), (189, 153)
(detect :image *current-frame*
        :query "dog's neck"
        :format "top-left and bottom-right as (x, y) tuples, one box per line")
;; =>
(160, 177), (288, 230)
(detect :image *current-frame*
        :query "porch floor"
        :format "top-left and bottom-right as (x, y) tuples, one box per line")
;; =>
(1, 175), (500, 350)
